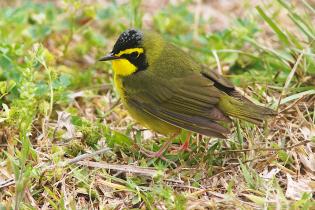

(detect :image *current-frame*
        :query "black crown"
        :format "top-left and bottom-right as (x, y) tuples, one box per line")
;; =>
(112, 29), (143, 54)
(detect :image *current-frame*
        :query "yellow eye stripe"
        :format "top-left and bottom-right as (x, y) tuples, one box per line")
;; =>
(115, 48), (144, 57)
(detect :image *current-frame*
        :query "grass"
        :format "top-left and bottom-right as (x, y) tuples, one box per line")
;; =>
(0, 0), (314, 209)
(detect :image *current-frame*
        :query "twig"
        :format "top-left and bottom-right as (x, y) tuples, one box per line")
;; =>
(76, 160), (161, 177)
(0, 178), (14, 188)
(40, 147), (111, 171)
(63, 147), (111, 166)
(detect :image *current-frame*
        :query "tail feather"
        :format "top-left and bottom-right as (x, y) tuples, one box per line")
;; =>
(219, 95), (277, 125)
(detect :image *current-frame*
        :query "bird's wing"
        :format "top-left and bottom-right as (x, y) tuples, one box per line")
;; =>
(125, 73), (231, 138)
(201, 69), (235, 91)
(201, 68), (255, 102)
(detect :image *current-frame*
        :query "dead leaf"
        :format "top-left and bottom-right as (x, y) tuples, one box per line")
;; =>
(260, 167), (280, 179)
(299, 144), (315, 172)
(56, 111), (76, 139)
(285, 174), (314, 200)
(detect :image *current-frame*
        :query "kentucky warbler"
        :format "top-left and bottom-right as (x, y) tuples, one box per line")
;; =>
(99, 29), (276, 153)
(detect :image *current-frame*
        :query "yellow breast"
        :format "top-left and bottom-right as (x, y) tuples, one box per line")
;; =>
(112, 57), (136, 102)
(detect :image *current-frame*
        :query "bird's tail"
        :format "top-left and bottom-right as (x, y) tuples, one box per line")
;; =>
(218, 95), (277, 125)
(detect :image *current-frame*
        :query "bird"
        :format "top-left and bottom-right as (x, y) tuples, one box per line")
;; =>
(99, 29), (276, 157)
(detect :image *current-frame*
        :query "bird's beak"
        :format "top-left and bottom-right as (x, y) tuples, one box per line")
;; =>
(98, 53), (120, 61)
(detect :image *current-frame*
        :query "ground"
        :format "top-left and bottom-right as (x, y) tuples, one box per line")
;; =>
(0, 0), (314, 209)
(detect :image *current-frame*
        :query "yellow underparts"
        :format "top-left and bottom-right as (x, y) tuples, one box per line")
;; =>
(114, 74), (124, 100)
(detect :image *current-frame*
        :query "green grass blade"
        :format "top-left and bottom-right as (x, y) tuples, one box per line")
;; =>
(302, 0), (315, 14)
(280, 89), (315, 105)
(256, 6), (291, 46)
(245, 37), (293, 65)
(288, 14), (315, 40)
(277, 0), (315, 40)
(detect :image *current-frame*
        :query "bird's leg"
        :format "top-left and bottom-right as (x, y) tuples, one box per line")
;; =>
(139, 133), (178, 158)
(140, 140), (172, 158)
(170, 132), (192, 152)
(178, 132), (192, 151)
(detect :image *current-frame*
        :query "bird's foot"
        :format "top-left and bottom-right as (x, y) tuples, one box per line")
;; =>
(139, 144), (177, 167)
(137, 138), (172, 158)
(169, 144), (191, 153)
(170, 134), (191, 153)
(139, 147), (166, 158)
(178, 139), (191, 151)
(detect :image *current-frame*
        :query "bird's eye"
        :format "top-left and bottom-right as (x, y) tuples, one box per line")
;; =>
(130, 52), (139, 58)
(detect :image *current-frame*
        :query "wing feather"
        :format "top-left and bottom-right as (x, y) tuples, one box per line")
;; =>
(124, 72), (231, 137)
(128, 98), (229, 138)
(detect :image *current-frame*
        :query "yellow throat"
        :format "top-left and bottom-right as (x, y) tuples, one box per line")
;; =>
(112, 48), (144, 101)
(112, 48), (144, 76)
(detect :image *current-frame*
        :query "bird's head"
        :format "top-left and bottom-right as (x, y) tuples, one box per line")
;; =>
(99, 29), (150, 76)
